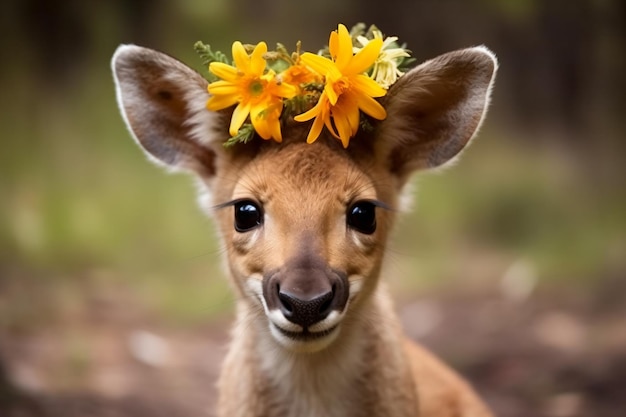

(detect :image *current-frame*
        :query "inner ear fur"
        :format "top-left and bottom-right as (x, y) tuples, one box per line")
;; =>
(112, 44), (220, 177)
(376, 46), (498, 183)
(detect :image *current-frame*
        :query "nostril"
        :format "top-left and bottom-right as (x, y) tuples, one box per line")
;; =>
(318, 287), (335, 317)
(321, 284), (337, 314)
(318, 296), (333, 317)
(278, 291), (294, 314)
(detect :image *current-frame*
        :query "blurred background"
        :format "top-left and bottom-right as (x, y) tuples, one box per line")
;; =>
(1, 0), (624, 416)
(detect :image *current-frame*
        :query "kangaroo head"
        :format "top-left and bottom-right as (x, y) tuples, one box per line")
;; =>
(112, 43), (497, 353)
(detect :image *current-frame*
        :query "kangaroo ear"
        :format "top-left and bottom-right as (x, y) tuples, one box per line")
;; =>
(376, 46), (498, 184)
(112, 44), (222, 178)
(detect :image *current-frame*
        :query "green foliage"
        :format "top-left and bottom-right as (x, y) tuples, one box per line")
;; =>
(193, 41), (230, 81)
(396, 48), (417, 73)
(223, 123), (256, 147)
(282, 83), (323, 121)
(264, 42), (294, 73)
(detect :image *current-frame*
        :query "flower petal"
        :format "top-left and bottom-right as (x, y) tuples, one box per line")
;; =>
(232, 41), (250, 73)
(299, 53), (334, 77)
(345, 38), (383, 75)
(341, 95), (361, 136)
(249, 105), (267, 139)
(306, 113), (325, 144)
(250, 42), (268, 75)
(334, 24), (353, 70)
(250, 101), (283, 141)
(230, 102), (251, 136)
(270, 118), (282, 142)
(209, 62), (239, 81)
(252, 120), (271, 140)
(206, 93), (240, 111)
(324, 81), (339, 106)
(330, 105), (352, 148)
(324, 114), (340, 140)
(352, 74), (387, 97)
(272, 81), (297, 99)
(253, 123), (270, 140)
(329, 30), (339, 60)
(294, 93), (325, 122)
(356, 94), (387, 120)
(207, 80), (239, 95)
(297, 95), (329, 143)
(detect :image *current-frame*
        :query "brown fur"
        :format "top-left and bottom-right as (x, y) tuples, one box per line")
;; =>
(112, 43), (498, 417)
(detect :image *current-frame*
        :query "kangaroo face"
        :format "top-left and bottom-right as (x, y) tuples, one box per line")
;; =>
(211, 140), (395, 352)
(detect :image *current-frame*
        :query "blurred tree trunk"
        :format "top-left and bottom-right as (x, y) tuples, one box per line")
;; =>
(14, 0), (168, 91)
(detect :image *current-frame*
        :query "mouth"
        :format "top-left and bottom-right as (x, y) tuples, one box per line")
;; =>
(269, 321), (341, 352)
(274, 323), (339, 342)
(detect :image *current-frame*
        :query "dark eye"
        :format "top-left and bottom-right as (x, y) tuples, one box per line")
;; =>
(234, 200), (263, 232)
(347, 201), (377, 234)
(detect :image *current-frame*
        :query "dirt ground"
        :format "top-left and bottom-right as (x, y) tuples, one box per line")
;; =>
(1, 275), (625, 417)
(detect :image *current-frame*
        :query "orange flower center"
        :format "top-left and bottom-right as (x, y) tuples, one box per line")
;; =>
(248, 79), (265, 97)
(332, 78), (350, 96)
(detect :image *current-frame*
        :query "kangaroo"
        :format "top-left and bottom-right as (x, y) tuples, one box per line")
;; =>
(112, 38), (497, 417)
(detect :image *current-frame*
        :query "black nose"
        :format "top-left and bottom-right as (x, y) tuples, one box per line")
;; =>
(262, 253), (349, 329)
(277, 287), (335, 328)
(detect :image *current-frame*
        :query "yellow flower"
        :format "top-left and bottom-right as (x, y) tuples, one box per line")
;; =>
(294, 24), (387, 148)
(206, 41), (296, 142)
(280, 62), (322, 94)
(354, 30), (410, 89)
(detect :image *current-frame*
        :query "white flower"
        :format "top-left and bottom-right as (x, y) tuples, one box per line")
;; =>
(354, 30), (411, 89)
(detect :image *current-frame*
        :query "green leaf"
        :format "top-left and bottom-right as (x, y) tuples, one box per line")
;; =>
(223, 124), (256, 148)
(397, 55), (417, 73)
(359, 114), (375, 133)
(193, 41), (230, 82)
(349, 22), (367, 39)
(364, 24), (380, 39)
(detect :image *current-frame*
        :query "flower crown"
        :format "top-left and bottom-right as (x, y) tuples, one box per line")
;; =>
(195, 23), (414, 148)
